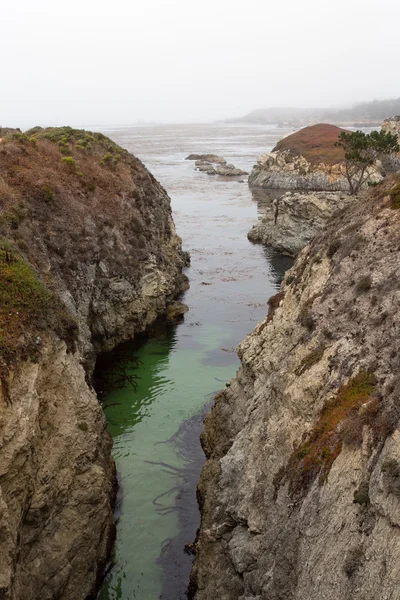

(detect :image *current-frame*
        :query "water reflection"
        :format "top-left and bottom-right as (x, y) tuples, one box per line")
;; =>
(263, 247), (294, 287)
(250, 186), (289, 215)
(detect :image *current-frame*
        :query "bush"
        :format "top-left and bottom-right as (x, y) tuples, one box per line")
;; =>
(62, 156), (77, 168)
(353, 481), (370, 505)
(267, 291), (285, 322)
(355, 274), (372, 294)
(0, 242), (77, 376)
(327, 238), (341, 258)
(390, 183), (400, 209)
(344, 546), (364, 577)
(283, 370), (376, 496)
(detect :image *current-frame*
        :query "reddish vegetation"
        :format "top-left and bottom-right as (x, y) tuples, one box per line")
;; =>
(0, 127), (175, 371)
(273, 123), (350, 165)
(273, 370), (377, 498)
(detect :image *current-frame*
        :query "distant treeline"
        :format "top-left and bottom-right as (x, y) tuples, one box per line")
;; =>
(227, 98), (400, 125)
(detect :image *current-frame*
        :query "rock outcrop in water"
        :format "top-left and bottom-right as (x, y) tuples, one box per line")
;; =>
(248, 191), (352, 256)
(191, 175), (400, 600)
(248, 124), (382, 191)
(0, 127), (188, 599)
(186, 154), (248, 176)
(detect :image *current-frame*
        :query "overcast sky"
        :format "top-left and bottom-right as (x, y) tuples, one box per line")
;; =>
(1, 0), (399, 127)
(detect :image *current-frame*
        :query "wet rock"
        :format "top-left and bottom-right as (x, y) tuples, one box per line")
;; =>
(166, 301), (189, 321)
(214, 164), (248, 176)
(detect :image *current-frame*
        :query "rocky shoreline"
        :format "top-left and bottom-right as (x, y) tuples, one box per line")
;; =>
(248, 190), (352, 256)
(190, 175), (400, 599)
(0, 128), (188, 599)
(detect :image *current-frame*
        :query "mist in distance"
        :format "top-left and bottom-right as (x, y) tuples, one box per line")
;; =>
(2, 0), (400, 127)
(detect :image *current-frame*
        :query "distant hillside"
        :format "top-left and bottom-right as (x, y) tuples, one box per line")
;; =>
(227, 98), (400, 126)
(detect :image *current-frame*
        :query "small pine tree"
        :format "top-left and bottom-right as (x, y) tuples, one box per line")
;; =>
(335, 130), (400, 195)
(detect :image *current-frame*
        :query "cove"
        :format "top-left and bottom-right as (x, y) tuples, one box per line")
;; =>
(97, 123), (294, 599)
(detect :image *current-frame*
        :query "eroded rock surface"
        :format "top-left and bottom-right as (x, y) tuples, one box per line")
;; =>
(248, 191), (352, 256)
(191, 176), (400, 600)
(0, 127), (188, 599)
(188, 154), (248, 176)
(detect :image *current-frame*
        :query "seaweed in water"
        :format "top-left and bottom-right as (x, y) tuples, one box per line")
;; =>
(93, 342), (143, 397)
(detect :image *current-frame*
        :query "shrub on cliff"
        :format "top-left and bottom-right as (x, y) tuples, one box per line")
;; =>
(335, 130), (400, 195)
(0, 242), (77, 381)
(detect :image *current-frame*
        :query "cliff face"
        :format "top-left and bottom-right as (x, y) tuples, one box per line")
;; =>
(191, 176), (400, 600)
(248, 124), (382, 191)
(0, 128), (188, 599)
(248, 191), (351, 256)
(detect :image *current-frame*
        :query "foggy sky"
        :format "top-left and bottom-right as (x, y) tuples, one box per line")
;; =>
(2, 0), (400, 127)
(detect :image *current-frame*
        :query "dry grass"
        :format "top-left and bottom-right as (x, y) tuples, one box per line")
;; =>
(273, 123), (349, 165)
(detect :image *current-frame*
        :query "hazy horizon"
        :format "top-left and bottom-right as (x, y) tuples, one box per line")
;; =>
(2, 0), (400, 128)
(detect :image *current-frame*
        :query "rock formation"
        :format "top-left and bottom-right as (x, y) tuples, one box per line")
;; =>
(248, 191), (352, 256)
(0, 127), (188, 599)
(248, 124), (381, 191)
(187, 154), (248, 176)
(382, 117), (400, 172)
(382, 116), (400, 139)
(191, 175), (400, 600)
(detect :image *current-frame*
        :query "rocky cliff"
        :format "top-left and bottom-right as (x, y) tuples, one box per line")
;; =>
(248, 124), (381, 191)
(248, 191), (351, 256)
(0, 127), (188, 599)
(191, 175), (400, 600)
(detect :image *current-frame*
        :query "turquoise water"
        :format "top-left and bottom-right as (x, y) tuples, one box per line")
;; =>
(98, 123), (293, 599)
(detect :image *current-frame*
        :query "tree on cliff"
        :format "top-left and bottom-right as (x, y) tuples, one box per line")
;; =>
(335, 130), (399, 195)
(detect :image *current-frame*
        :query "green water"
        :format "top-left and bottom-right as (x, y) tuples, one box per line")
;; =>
(98, 122), (293, 599)
(99, 324), (238, 600)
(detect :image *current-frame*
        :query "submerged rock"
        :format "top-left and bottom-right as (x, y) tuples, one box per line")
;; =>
(248, 123), (382, 191)
(248, 190), (352, 256)
(0, 126), (188, 599)
(191, 175), (400, 600)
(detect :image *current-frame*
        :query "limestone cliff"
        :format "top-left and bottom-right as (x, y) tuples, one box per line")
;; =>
(191, 175), (400, 600)
(248, 191), (351, 256)
(0, 128), (188, 599)
(382, 117), (400, 172)
(248, 124), (381, 191)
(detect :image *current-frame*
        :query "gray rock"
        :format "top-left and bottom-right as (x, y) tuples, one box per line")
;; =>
(248, 149), (382, 191)
(247, 191), (352, 256)
(191, 182), (400, 599)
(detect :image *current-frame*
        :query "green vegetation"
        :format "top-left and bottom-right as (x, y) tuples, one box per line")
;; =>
(0, 242), (77, 376)
(335, 130), (400, 195)
(62, 156), (77, 168)
(353, 481), (370, 505)
(281, 370), (376, 496)
(389, 183), (400, 209)
(295, 344), (326, 376)
(31, 126), (127, 158)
